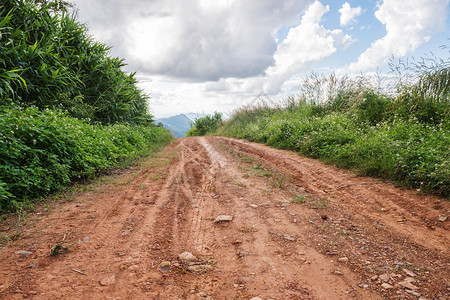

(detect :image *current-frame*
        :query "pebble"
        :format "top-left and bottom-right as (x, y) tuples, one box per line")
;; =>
(187, 264), (213, 273)
(402, 268), (416, 277)
(438, 215), (447, 222)
(406, 289), (421, 297)
(158, 261), (171, 272)
(332, 270), (343, 275)
(399, 279), (419, 290)
(379, 273), (390, 282)
(249, 204), (259, 208)
(283, 235), (295, 241)
(249, 297), (263, 300)
(371, 275), (379, 281)
(214, 215), (233, 223)
(338, 257), (349, 263)
(178, 252), (198, 263)
(82, 236), (90, 243)
(237, 250), (250, 257)
(99, 274), (116, 286)
(381, 283), (394, 289)
(15, 250), (32, 256)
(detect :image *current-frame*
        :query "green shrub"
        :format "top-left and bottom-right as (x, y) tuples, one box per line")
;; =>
(0, 106), (172, 211)
(186, 112), (223, 136)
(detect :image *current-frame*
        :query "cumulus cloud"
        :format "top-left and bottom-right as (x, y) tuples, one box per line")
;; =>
(263, 1), (354, 94)
(338, 2), (362, 26)
(73, 0), (314, 81)
(348, 0), (449, 72)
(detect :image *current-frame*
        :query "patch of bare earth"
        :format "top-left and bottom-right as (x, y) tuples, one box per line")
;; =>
(0, 136), (448, 299)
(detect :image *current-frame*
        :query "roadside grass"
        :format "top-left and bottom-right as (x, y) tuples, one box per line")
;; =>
(216, 61), (449, 198)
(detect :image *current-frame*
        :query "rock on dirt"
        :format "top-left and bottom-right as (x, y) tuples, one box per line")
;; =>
(99, 274), (116, 286)
(178, 252), (198, 263)
(402, 268), (417, 277)
(15, 250), (32, 256)
(379, 273), (390, 282)
(214, 215), (233, 223)
(158, 261), (171, 272)
(381, 283), (394, 289)
(187, 264), (213, 273)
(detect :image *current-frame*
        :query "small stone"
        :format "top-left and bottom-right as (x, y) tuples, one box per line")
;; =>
(332, 270), (343, 275)
(232, 240), (242, 245)
(158, 261), (171, 272)
(214, 215), (233, 223)
(237, 250), (250, 257)
(338, 257), (349, 262)
(371, 275), (379, 281)
(283, 235), (295, 241)
(82, 236), (90, 243)
(99, 274), (116, 286)
(187, 264), (213, 273)
(438, 215), (447, 222)
(178, 252), (198, 263)
(249, 297), (263, 300)
(281, 203), (290, 207)
(249, 204), (259, 208)
(402, 269), (416, 277)
(379, 273), (390, 282)
(406, 289), (421, 297)
(15, 250), (32, 256)
(400, 279), (419, 290)
(381, 283), (394, 289)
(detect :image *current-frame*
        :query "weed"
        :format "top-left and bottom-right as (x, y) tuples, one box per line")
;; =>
(271, 173), (290, 188)
(291, 194), (308, 203)
(312, 198), (329, 209)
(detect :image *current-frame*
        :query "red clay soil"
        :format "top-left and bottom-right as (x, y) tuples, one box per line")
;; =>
(0, 136), (448, 299)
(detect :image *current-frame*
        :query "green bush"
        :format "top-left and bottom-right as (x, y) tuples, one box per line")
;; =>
(0, 106), (172, 211)
(186, 112), (223, 136)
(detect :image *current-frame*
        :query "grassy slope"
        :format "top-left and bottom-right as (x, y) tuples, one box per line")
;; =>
(217, 71), (449, 198)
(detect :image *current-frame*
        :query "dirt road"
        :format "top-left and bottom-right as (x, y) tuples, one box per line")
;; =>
(0, 137), (449, 299)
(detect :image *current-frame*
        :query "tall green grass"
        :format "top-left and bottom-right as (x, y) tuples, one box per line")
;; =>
(217, 64), (449, 197)
(0, 0), (152, 124)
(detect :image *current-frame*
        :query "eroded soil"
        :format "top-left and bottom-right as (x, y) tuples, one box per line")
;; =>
(0, 136), (448, 299)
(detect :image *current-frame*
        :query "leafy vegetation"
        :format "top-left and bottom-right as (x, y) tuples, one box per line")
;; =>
(0, 106), (171, 211)
(0, 1), (173, 212)
(1, 0), (152, 124)
(186, 112), (223, 136)
(216, 62), (449, 197)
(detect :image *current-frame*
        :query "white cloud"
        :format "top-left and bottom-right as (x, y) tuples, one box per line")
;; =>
(73, 0), (314, 81)
(263, 1), (354, 94)
(338, 2), (362, 26)
(348, 0), (449, 72)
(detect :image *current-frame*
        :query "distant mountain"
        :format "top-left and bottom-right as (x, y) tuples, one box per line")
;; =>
(184, 112), (207, 122)
(156, 114), (193, 138)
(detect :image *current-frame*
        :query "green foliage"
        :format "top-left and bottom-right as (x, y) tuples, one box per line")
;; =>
(0, 106), (172, 212)
(0, 0), (152, 124)
(186, 112), (223, 136)
(217, 63), (450, 198)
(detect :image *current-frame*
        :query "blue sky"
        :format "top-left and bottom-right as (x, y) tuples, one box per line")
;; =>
(71, 0), (449, 118)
